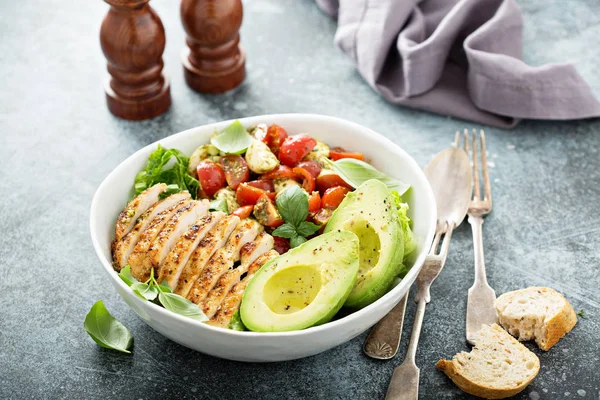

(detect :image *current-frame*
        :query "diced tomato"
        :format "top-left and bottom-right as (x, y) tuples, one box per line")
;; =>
(261, 165), (297, 181)
(232, 205), (254, 219)
(253, 194), (284, 228)
(196, 161), (226, 198)
(264, 124), (289, 155)
(312, 207), (334, 226)
(219, 155), (250, 190)
(308, 191), (321, 213)
(246, 179), (274, 192)
(236, 183), (275, 206)
(292, 167), (316, 193)
(278, 135), (317, 167)
(296, 160), (322, 178)
(321, 186), (350, 209)
(316, 173), (353, 194)
(329, 147), (365, 161)
(273, 236), (291, 254)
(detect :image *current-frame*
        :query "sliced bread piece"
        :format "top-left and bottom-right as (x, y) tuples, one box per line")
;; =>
(436, 323), (539, 399)
(495, 287), (577, 351)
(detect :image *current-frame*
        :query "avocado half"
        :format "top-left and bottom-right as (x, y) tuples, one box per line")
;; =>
(240, 230), (360, 332)
(324, 179), (404, 309)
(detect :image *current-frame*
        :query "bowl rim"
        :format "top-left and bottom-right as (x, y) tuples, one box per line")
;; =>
(90, 113), (436, 338)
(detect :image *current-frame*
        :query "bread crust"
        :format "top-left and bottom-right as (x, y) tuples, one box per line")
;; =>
(540, 295), (577, 350)
(435, 359), (531, 399)
(436, 324), (539, 399)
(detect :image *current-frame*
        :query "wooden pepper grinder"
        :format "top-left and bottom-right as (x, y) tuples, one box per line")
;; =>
(180, 0), (246, 94)
(100, 0), (171, 120)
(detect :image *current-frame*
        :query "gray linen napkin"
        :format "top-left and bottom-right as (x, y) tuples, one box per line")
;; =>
(316, 0), (600, 128)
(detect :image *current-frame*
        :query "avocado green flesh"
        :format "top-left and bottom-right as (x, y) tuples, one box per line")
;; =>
(240, 231), (359, 332)
(325, 179), (404, 309)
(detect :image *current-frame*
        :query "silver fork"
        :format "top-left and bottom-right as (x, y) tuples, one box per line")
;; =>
(456, 129), (497, 344)
(384, 223), (454, 400)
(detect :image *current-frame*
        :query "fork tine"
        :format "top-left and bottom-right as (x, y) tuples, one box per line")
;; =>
(472, 129), (481, 200)
(454, 131), (460, 148)
(463, 129), (469, 153)
(430, 229), (443, 255)
(479, 129), (492, 202)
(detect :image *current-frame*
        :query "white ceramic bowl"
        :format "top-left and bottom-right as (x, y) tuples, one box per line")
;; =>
(90, 114), (436, 362)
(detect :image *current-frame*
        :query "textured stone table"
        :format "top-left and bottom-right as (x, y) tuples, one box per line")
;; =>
(1, 0), (599, 399)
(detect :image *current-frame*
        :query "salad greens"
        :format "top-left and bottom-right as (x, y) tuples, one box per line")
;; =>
(391, 190), (417, 263)
(228, 310), (247, 331)
(118, 266), (208, 322)
(210, 120), (253, 154)
(134, 145), (200, 199)
(272, 186), (320, 248)
(84, 300), (133, 354)
(209, 198), (229, 214)
(325, 158), (411, 196)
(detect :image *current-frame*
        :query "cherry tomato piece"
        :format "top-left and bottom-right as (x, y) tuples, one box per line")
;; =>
(296, 160), (322, 178)
(196, 161), (226, 198)
(292, 167), (316, 193)
(253, 194), (284, 228)
(236, 183), (267, 206)
(321, 186), (351, 209)
(246, 179), (274, 192)
(264, 124), (289, 155)
(261, 165), (297, 181)
(232, 205), (254, 219)
(316, 174), (353, 194)
(273, 236), (291, 254)
(308, 191), (321, 213)
(219, 155), (250, 190)
(329, 147), (365, 161)
(312, 207), (334, 226)
(278, 135), (317, 167)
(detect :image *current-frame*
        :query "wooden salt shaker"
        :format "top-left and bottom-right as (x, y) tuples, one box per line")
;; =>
(180, 0), (246, 93)
(100, 0), (171, 120)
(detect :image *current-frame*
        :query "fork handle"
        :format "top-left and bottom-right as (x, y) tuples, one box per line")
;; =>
(468, 215), (489, 285)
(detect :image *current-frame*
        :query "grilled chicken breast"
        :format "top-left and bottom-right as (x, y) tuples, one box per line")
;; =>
(187, 219), (262, 306)
(207, 250), (279, 328)
(159, 211), (225, 290)
(114, 183), (166, 242)
(147, 200), (209, 274)
(112, 192), (190, 271)
(128, 199), (192, 281)
(201, 233), (274, 318)
(174, 215), (240, 298)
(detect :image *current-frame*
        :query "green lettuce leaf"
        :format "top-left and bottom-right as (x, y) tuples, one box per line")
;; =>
(228, 310), (247, 331)
(134, 145), (200, 199)
(391, 190), (417, 263)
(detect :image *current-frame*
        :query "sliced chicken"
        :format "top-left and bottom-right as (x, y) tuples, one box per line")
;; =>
(148, 199), (210, 273)
(201, 233), (274, 318)
(158, 211), (225, 290)
(112, 192), (190, 271)
(128, 199), (192, 281)
(187, 219), (262, 306)
(174, 215), (240, 298)
(207, 250), (279, 328)
(114, 183), (166, 242)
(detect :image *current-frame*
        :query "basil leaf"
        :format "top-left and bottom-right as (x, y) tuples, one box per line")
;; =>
(209, 198), (229, 214)
(84, 300), (133, 354)
(272, 222), (297, 239)
(158, 293), (208, 322)
(327, 158), (411, 195)
(210, 121), (253, 155)
(296, 221), (320, 237)
(133, 145), (200, 200)
(118, 265), (136, 287)
(275, 186), (309, 227)
(131, 282), (158, 301)
(290, 235), (307, 248)
(228, 310), (247, 331)
(157, 281), (172, 293)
